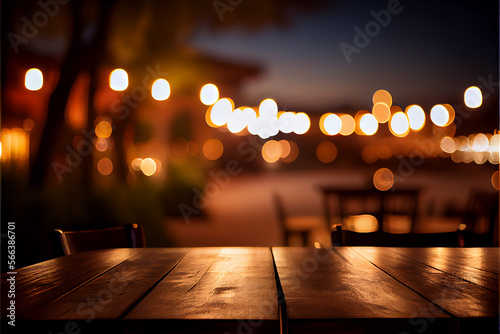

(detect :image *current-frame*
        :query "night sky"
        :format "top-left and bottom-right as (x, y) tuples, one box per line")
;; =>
(189, 0), (499, 112)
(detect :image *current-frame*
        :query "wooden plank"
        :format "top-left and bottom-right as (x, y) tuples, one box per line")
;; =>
(124, 247), (278, 334)
(391, 247), (498, 292)
(272, 247), (453, 334)
(20, 248), (190, 333)
(28, 248), (189, 319)
(1, 248), (140, 318)
(353, 247), (498, 321)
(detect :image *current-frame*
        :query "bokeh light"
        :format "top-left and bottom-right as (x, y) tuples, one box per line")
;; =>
(377, 145), (392, 159)
(372, 102), (391, 123)
(490, 134), (500, 148)
(200, 83), (219, 105)
(316, 141), (337, 163)
(492, 171), (499, 190)
(131, 158), (143, 171)
(278, 112), (295, 134)
(323, 113), (342, 135)
(262, 140), (282, 163)
(95, 120), (112, 139)
(151, 79), (171, 101)
(389, 112), (410, 137)
(279, 140), (291, 158)
(345, 214), (378, 233)
(227, 107), (256, 134)
(109, 69), (128, 91)
(359, 113), (378, 135)
(464, 86), (482, 108)
(373, 168), (394, 191)
(282, 141), (299, 163)
(405, 105), (425, 131)
(95, 138), (109, 152)
(23, 119), (35, 131)
(430, 104), (454, 127)
(97, 158), (113, 176)
(25, 68), (43, 91)
(339, 114), (355, 136)
(474, 152), (488, 165)
(440, 136), (456, 154)
(140, 158), (157, 176)
(472, 133), (489, 152)
(203, 139), (224, 161)
(361, 146), (378, 164)
(259, 98), (278, 118)
(292, 112), (311, 135)
(210, 98), (234, 127)
(372, 89), (392, 107)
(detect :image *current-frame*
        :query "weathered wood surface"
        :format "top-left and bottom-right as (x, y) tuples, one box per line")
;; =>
(3, 247), (497, 334)
(124, 247), (279, 333)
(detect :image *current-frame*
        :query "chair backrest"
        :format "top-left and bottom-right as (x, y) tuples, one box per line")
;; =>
(335, 188), (419, 233)
(337, 189), (384, 232)
(48, 224), (146, 257)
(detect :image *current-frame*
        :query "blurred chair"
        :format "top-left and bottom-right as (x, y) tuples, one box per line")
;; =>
(461, 190), (499, 246)
(48, 224), (146, 257)
(335, 188), (419, 234)
(327, 187), (460, 247)
(273, 193), (328, 246)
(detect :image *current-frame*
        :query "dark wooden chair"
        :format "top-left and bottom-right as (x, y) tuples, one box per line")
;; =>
(273, 193), (327, 246)
(461, 190), (499, 246)
(327, 187), (461, 247)
(48, 224), (146, 257)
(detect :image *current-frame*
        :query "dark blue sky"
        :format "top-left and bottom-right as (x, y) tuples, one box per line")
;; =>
(189, 0), (498, 112)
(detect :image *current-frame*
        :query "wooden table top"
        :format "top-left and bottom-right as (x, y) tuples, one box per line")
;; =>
(1, 247), (498, 334)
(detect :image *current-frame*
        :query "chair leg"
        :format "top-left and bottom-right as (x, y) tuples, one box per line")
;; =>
(300, 231), (308, 247)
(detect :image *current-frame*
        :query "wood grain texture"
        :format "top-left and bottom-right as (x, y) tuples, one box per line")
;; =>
(272, 247), (452, 334)
(391, 247), (499, 292)
(353, 247), (498, 319)
(1, 248), (140, 318)
(124, 247), (278, 333)
(27, 248), (190, 320)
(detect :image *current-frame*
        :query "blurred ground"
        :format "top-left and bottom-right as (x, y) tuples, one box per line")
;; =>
(164, 166), (494, 247)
